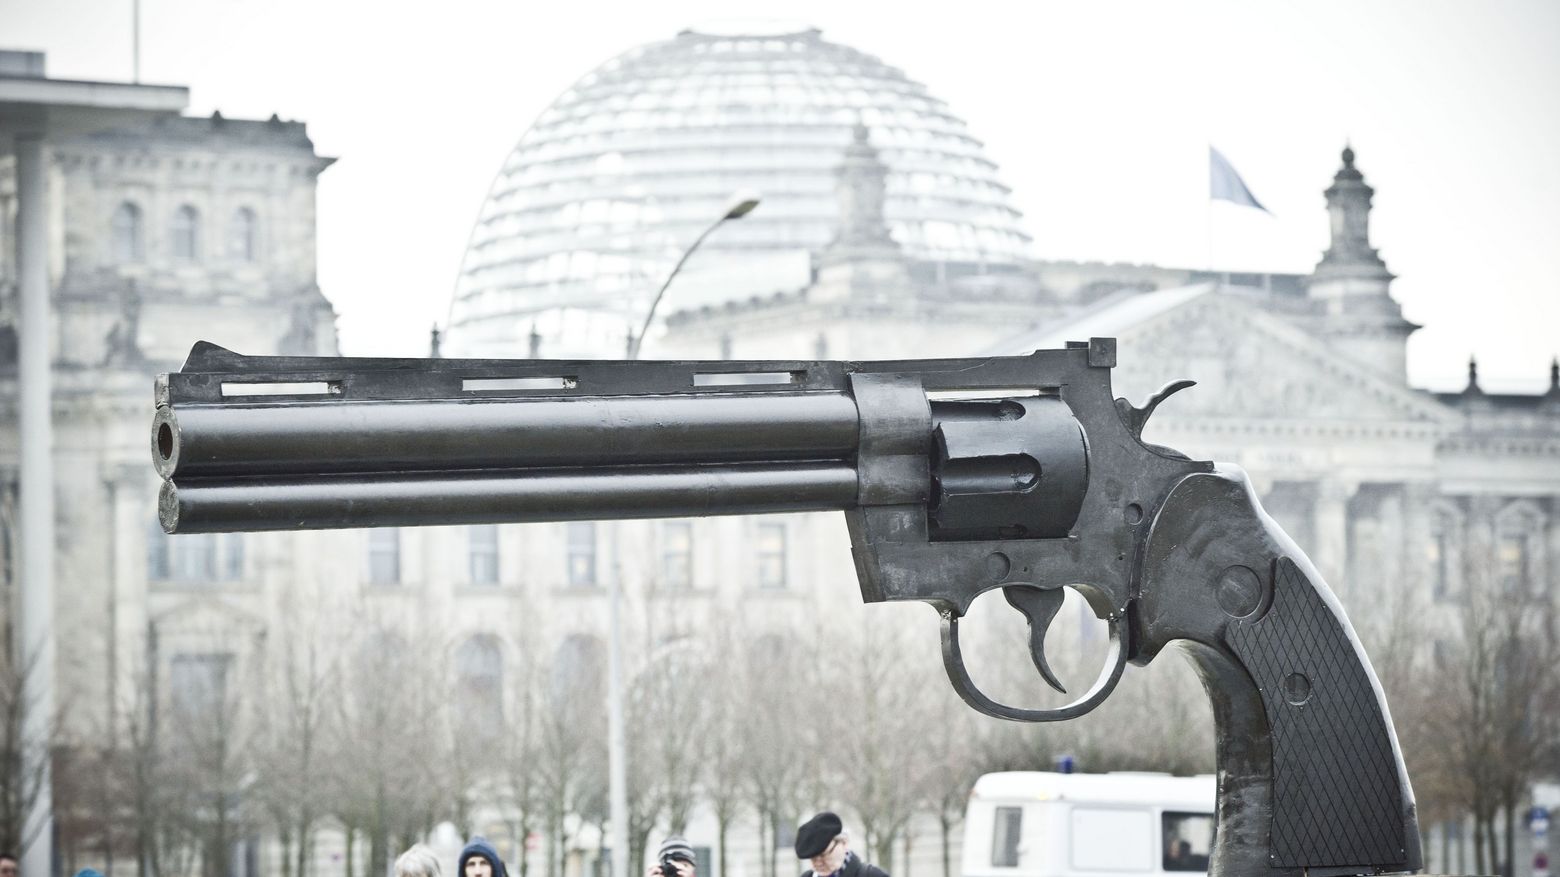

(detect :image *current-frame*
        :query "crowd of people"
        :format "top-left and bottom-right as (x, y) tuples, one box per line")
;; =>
(0, 810), (890, 877)
(389, 811), (890, 877)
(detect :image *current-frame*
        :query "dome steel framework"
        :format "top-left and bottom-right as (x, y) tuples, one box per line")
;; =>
(449, 26), (1033, 356)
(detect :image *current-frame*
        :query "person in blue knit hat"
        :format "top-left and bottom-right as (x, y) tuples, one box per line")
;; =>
(459, 837), (509, 877)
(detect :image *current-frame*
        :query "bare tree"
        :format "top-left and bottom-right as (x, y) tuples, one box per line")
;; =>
(0, 643), (55, 858)
(327, 611), (450, 877)
(623, 591), (715, 870)
(252, 587), (340, 877)
(699, 606), (756, 877)
(828, 611), (934, 872)
(536, 632), (607, 877)
(916, 683), (983, 877)
(502, 622), (548, 877)
(1413, 502), (1560, 876)
(741, 629), (815, 877)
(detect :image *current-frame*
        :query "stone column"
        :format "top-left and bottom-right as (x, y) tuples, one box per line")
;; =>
(105, 465), (149, 740)
(1467, 495), (1502, 594)
(1399, 482), (1435, 598)
(1376, 487), (1405, 589)
(1311, 479), (1357, 587)
(16, 131), (55, 877)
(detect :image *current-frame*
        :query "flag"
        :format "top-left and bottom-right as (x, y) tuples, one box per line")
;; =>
(1209, 146), (1269, 212)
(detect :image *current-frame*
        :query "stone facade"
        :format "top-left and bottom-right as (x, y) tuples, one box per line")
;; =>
(0, 109), (337, 872)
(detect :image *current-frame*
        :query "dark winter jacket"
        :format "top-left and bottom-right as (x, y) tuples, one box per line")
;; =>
(802, 851), (888, 877)
(460, 837), (510, 877)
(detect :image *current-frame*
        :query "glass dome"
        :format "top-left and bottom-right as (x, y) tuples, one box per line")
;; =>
(448, 26), (1034, 356)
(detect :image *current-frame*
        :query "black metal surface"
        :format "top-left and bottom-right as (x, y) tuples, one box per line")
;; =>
(929, 396), (1086, 540)
(160, 463), (859, 532)
(1138, 467), (1422, 877)
(154, 392), (860, 479)
(1226, 557), (1408, 870)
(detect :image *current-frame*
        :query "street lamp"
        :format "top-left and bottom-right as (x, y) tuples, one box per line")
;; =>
(627, 188), (762, 359)
(609, 190), (760, 877)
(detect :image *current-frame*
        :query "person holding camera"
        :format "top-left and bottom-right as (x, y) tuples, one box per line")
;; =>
(645, 836), (697, 877)
(794, 813), (888, 877)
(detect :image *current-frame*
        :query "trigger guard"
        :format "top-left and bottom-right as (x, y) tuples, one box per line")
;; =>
(939, 608), (1130, 722)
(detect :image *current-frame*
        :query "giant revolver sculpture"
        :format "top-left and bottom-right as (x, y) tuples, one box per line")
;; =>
(152, 338), (1421, 877)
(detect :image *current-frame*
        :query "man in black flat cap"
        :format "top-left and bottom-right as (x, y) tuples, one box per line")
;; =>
(794, 812), (888, 877)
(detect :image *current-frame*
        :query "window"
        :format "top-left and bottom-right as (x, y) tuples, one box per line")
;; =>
(1428, 530), (1451, 602)
(0, 511), (12, 590)
(170, 653), (232, 725)
(228, 207), (257, 262)
(992, 806), (1022, 867)
(1497, 534), (1529, 596)
(566, 522), (596, 586)
(661, 521), (692, 589)
(1070, 807), (1152, 871)
(1494, 502), (1545, 599)
(111, 202), (144, 262)
(1162, 811), (1214, 872)
(550, 634), (604, 708)
(173, 533), (216, 581)
(456, 634), (504, 740)
(756, 523), (786, 589)
(147, 521), (244, 584)
(368, 528), (401, 585)
(147, 519), (170, 580)
(171, 205), (200, 261)
(223, 532), (245, 580)
(469, 525), (499, 585)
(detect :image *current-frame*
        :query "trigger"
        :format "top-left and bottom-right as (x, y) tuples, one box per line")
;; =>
(1003, 586), (1068, 694)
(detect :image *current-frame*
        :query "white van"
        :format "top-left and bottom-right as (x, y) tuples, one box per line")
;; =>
(962, 772), (1216, 877)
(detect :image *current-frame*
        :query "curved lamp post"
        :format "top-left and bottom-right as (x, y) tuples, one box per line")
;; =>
(627, 189), (761, 360)
(609, 190), (760, 877)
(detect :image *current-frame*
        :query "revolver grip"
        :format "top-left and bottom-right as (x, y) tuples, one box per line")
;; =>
(1138, 467), (1422, 877)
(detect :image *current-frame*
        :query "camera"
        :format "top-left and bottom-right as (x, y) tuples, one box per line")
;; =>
(659, 862), (681, 877)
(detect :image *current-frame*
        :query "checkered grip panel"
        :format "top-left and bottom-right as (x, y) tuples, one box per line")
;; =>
(1224, 557), (1408, 870)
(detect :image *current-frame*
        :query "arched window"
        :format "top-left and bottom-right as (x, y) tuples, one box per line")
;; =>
(111, 202), (144, 262)
(550, 633), (604, 710)
(1428, 503), (1463, 603)
(1495, 501), (1547, 599)
(456, 634), (504, 739)
(169, 653), (233, 726)
(171, 205), (200, 261)
(228, 207), (257, 262)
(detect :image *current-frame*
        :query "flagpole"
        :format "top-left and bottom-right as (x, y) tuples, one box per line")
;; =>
(1205, 143), (1215, 276)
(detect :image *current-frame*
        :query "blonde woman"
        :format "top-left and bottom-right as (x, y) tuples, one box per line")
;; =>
(395, 844), (443, 877)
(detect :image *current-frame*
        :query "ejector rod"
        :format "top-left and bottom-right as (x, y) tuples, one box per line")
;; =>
(159, 463), (860, 533)
(153, 392), (861, 479)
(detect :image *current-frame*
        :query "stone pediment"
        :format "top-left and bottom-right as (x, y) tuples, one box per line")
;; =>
(150, 593), (267, 641)
(1089, 290), (1455, 427)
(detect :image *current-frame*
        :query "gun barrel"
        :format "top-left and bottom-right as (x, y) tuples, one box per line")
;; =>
(152, 347), (1094, 536)
(153, 392), (860, 479)
(160, 463), (859, 533)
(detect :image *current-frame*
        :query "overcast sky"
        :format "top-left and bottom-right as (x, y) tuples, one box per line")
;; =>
(5, 0), (1557, 391)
